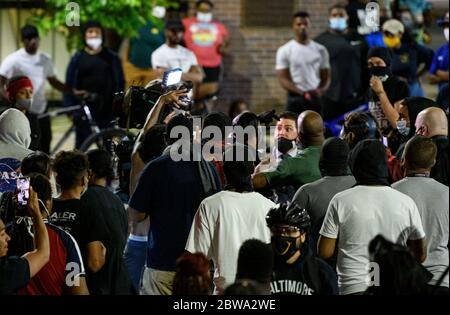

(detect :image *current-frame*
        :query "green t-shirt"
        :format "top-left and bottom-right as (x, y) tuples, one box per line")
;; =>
(264, 146), (322, 189)
(129, 20), (165, 69)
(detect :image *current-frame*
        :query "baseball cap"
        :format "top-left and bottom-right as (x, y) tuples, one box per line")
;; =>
(382, 19), (405, 35)
(165, 20), (185, 32)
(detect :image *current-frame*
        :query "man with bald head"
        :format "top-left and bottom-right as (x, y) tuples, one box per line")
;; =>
(252, 110), (324, 190)
(415, 107), (449, 186)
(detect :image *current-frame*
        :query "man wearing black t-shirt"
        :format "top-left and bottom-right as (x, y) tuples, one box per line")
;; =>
(51, 150), (107, 282)
(50, 151), (89, 237)
(64, 20), (124, 148)
(315, 4), (369, 120)
(81, 149), (133, 295)
(266, 202), (338, 295)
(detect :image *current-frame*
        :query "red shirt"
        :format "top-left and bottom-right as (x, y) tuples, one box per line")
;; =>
(182, 17), (228, 68)
(17, 223), (85, 295)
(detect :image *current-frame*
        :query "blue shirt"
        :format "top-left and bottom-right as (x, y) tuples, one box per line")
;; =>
(429, 43), (449, 89)
(365, 32), (386, 48)
(128, 154), (220, 271)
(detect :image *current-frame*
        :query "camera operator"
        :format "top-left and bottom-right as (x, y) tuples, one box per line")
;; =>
(131, 88), (188, 162)
(128, 112), (220, 295)
(124, 88), (193, 292)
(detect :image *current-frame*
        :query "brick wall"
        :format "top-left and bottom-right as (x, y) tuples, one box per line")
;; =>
(187, 0), (341, 113)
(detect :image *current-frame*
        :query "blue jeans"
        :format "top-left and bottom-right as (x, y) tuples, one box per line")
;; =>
(123, 238), (147, 291)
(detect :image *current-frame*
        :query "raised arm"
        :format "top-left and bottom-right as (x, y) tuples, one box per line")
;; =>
(22, 187), (50, 278)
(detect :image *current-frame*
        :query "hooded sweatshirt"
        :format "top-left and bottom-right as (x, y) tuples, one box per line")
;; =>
(0, 108), (33, 161)
(349, 139), (390, 186)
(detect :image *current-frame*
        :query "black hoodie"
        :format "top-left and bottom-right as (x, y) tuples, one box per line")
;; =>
(349, 139), (390, 186)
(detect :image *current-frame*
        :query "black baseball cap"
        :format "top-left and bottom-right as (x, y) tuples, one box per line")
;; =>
(165, 20), (185, 32)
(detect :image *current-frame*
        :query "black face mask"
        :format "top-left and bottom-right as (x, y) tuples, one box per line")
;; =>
(277, 137), (295, 154)
(369, 66), (391, 78)
(271, 236), (299, 261)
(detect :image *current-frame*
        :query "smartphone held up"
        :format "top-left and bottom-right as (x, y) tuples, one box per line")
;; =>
(16, 177), (30, 207)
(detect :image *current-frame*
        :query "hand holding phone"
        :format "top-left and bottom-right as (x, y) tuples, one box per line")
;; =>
(17, 177), (30, 207)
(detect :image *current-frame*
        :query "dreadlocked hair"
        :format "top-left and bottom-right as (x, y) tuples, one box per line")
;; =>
(7, 173), (51, 257)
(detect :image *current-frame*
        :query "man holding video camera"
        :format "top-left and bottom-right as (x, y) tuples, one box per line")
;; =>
(127, 87), (220, 295)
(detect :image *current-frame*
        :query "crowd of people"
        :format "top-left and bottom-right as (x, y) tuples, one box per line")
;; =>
(0, 0), (449, 296)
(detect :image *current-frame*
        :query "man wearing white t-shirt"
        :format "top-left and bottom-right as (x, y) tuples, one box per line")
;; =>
(393, 136), (449, 294)
(276, 11), (330, 115)
(185, 145), (275, 294)
(151, 20), (203, 88)
(318, 139), (426, 295)
(0, 25), (82, 153)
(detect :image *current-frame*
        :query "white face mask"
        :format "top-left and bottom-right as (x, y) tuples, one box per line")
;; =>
(152, 6), (166, 19)
(86, 37), (102, 50)
(197, 12), (213, 23)
(444, 28), (449, 42)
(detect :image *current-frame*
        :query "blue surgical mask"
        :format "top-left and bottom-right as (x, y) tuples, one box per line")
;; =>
(329, 17), (347, 31)
(396, 119), (410, 136)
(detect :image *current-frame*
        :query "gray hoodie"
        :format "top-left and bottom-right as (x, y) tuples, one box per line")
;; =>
(0, 108), (33, 161)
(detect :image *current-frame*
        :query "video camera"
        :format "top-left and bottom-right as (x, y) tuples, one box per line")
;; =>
(257, 109), (279, 125)
(113, 68), (193, 129)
